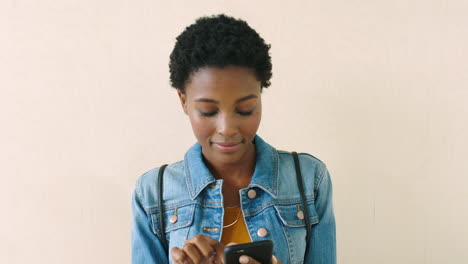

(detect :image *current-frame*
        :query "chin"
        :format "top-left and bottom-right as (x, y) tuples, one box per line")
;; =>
(217, 154), (244, 165)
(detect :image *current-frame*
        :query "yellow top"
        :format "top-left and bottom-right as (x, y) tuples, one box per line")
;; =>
(221, 207), (252, 245)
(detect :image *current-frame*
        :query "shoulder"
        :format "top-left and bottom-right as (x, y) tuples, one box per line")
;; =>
(277, 150), (329, 192)
(277, 150), (327, 173)
(133, 160), (186, 211)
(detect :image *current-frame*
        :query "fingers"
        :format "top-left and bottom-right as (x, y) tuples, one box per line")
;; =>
(238, 255), (282, 264)
(185, 235), (220, 260)
(172, 238), (281, 264)
(171, 234), (224, 264)
(238, 255), (261, 264)
(183, 242), (205, 264)
(225, 242), (238, 247)
(170, 246), (187, 264)
(272, 255), (282, 264)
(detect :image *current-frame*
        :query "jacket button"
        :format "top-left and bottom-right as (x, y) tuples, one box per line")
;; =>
(257, 228), (268, 237)
(247, 189), (257, 199)
(169, 215), (178, 223)
(297, 210), (305, 220)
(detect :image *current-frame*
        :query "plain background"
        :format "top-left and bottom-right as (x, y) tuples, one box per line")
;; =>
(1, 0), (467, 263)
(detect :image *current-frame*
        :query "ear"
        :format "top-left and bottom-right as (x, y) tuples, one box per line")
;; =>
(177, 90), (188, 115)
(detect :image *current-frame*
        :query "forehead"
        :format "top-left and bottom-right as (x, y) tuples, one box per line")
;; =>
(185, 66), (261, 98)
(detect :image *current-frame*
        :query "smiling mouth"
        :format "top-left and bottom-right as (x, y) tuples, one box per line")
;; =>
(213, 142), (241, 147)
(212, 142), (242, 153)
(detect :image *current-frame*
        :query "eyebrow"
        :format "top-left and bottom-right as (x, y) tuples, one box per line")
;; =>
(194, 94), (258, 104)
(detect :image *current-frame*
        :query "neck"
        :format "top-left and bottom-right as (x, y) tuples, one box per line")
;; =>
(203, 144), (256, 189)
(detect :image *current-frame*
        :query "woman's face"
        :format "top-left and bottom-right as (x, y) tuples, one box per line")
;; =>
(178, 66), (262, 166)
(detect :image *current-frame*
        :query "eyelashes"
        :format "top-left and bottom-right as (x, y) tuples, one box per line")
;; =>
(199, 110), (254, 117)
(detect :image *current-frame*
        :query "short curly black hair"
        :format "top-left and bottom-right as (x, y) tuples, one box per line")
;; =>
(169, 14), (272, 93)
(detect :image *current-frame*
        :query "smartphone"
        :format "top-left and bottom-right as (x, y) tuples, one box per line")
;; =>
(224, 240), (274, 264)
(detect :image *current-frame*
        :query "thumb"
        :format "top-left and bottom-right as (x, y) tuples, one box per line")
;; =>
(272, 255), (282, 264)
(217, 242), (238, 263)
(225, 242), (238, 247)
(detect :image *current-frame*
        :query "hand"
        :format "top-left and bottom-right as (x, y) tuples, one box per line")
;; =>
(238, 255), (282, 264)
(171, 236), (282, 264)
(171, 234), (224, 264)
(227, 242), (282, 264)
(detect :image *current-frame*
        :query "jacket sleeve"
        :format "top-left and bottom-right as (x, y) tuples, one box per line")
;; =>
(304, 165), (337, 264)
(131, 180), (169, 264)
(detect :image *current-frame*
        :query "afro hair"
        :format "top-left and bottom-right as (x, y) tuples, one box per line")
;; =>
(169, 14), (272, 93)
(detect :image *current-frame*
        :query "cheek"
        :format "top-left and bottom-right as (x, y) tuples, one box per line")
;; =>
(240, 111), (262, 135)
(189, 114), (214, 138)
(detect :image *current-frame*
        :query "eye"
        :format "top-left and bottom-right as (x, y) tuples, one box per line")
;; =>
(237, 110), (254, 116)
(200, 111), (217, 117)
(198, 110), (254, 117)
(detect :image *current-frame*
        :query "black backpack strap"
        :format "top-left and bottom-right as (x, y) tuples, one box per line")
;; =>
(157, 164), (168, 252)
(292, 152), (312, 252)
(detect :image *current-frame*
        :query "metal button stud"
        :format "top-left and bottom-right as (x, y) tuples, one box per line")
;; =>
(169, 215), (178, 223)
(247, 189), (257, 199)
(297, 210), (305, 220)
(257, 228), (268, 237)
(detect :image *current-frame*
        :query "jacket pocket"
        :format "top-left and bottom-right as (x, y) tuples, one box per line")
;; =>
(149, 203), (196, 236)
(274, 201), (319, 227)
(273, 202), (319, 264)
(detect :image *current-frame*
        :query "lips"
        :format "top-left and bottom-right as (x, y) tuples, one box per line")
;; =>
(212, 141), (242, 153)
(214, 142), (241, 147)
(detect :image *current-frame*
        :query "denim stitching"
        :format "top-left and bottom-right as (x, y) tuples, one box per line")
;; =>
(135, 178), (143, 205)
(191, 178), (217, 199)
(273, 204), (319, 227)
(278, 211), (293, 264)
(147, 199), (225, 213)
(315, 164), (327, 193)
(242, 198), (317, 216)
(274, 148), (279, 196)
(164, 204), (196, 232)
(183, 153), (195, 198)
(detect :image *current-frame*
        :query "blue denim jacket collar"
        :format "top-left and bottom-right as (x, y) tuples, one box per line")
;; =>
(183, 134), (279, 199)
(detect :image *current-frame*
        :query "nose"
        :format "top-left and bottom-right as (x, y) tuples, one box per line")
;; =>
(216, 113), (238, 138)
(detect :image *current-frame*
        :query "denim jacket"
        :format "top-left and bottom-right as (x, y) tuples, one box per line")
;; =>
(132, 135), (336, 264)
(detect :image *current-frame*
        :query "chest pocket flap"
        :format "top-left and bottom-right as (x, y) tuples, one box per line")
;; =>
(274, 201), (319, 227)
(150, 203), (196, 235)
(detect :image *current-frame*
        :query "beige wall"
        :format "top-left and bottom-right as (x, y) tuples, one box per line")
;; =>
(1, 0), (467, 263)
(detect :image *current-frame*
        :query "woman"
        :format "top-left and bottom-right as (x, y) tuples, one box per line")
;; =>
(132, 14), (336, 264)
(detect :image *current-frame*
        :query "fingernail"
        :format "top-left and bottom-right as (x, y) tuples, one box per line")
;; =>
(239, 255), (249, 263)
